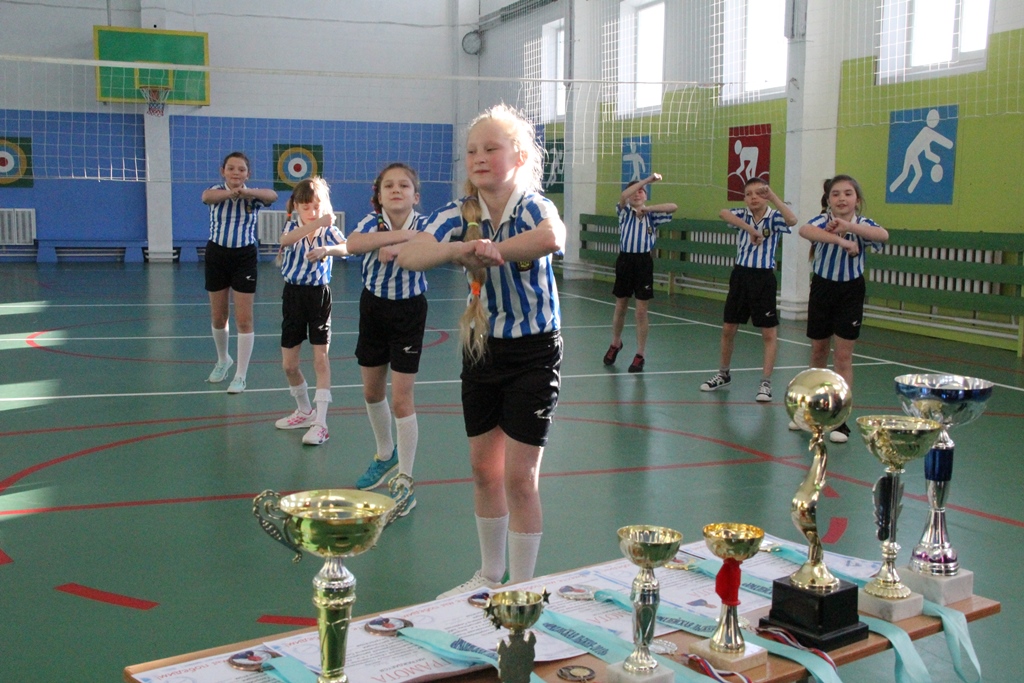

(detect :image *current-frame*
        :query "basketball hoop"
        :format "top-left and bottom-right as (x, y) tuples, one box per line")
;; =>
(140, 86), (171, 117)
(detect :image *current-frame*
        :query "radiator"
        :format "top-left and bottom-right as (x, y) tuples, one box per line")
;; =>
(0, 208), (37, 244)
(257, 211), (346, 245)
(689, 230), (736, 268)
(868, 245), (1000, 295)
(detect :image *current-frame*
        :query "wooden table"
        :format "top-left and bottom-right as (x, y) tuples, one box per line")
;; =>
(125, 595), (999, 683)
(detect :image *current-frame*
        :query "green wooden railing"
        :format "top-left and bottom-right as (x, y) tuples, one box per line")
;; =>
(579, 214), (1024, 355)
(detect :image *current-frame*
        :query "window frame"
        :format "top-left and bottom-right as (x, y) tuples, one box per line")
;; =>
(617, 0), (665, 117)
(719, 0), (789, 104)
(541, 18), (566, 123)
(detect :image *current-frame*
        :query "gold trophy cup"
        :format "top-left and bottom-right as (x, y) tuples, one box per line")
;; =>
(856, 416), (941, 620)
(484, 589), (550, 683)
(760, 369), (868, 649)
(606, 525), (683, 683)
(253, 476), (413, 683)
(688, 523), (767, 672)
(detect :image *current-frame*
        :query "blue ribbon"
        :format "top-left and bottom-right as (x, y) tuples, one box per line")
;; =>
(594, 589), (843, 683)
(773, 545), (979, 683)
(263, 654), (319, 683)
(398, 626), (546, 683)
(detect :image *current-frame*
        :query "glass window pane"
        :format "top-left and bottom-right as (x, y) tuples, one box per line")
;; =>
(911, 0), (954, 65)
(961, 0), (990, 52)
(745, 0), (787, 91)
(636, 2), (664, 108)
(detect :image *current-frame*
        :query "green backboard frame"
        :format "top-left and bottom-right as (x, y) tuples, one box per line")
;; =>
(94, 26), (210, 106)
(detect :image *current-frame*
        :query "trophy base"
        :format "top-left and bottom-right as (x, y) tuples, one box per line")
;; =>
(687, 638), (767, 673)
(760, 576), (869, 650)
(858, 589), (924, 622)
(606, 661), (674, 683)
(899, 567), (974, 606)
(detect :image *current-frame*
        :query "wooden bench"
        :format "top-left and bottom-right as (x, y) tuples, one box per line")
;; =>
(579, 214), (1024, 356)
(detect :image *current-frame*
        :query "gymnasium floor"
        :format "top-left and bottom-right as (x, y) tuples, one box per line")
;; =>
(0, 259), (1021, 682)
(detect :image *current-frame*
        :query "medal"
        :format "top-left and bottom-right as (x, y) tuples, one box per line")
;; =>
(556, 584), (598, 601)
(227, 648), (279, 672)
(557, 665), (596, 681)
(364, 616), (413, 636)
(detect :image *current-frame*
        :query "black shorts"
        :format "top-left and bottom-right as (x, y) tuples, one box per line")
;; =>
(461, 331), (562, 447)
(355, 289), (428, 374)
(807, 274), (866, 341)
(204, 241), (258, 294)
(723, 265), (779, 328)
(612, 252), (654, 301)
(281, 283), (332, 348)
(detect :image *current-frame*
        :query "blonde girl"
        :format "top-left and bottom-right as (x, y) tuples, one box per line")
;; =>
(348, 163), (428, 515)
(273, 177), (347, 446)
(398, 104), (566, 597)
(201, 152), (277, 393)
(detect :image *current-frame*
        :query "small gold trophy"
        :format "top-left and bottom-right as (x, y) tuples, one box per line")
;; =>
(253, 476), (413, 683)
(484, 589), (550, 683)
(856, 416), (941, 621)
(760, 369), (868, 650)
(687, 523), (767, 672)
(606, 525), (682, 683)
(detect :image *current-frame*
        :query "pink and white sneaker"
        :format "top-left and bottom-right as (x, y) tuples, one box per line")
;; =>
(275, 410), (316, 430)
(302, 424), (329, 446)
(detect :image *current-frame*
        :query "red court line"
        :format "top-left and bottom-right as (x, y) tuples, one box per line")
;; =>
(0, 548), (12, 565)
(820, 517), (849, 544)
(257, 615), (318, 627)
(55, 582), (159, 610)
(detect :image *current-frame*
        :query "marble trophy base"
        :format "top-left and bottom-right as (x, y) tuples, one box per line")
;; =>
(760, 576), (869, 650)
(858, 590), (924, 622)
(606, 661), (675, 683)
(899, 567), (973, 606)
(687, 639), (767, 673)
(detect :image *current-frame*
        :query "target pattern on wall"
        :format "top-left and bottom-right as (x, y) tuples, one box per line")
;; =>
(273, 143), (323, 191)
(0, 137), (33, 188)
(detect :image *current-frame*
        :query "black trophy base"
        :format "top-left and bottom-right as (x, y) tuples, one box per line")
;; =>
(759, 575), (869, 651)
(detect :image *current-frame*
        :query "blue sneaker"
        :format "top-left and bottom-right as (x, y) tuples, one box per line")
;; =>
(395, 490), (417, 517)
(356, 449), (398, 490)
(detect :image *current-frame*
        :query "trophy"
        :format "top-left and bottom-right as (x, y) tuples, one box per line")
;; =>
(484, 589), (550, 683)
(253, 476), (413, 683)
(894, 374), (992, 604)
(760, 369), (868, 649)
(687, 523), (767, 672)
(856, 416), (942, 621)
(606, 525), (682, 683)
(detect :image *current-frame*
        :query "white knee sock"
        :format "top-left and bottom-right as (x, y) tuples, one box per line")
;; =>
(314, 389), (332, 427)
(476, 514), (509, 583)
(365, 399), (394, 458)
(235, 331), (255, 379)
(508, 530), (543, 584)
(212, 325), (230, 363)
(291, 381), (312, 413)
(395, 413), (418, 477)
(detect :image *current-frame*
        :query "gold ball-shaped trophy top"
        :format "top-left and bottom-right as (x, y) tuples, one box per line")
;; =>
(702, 522), (765, 562)
(485, 589), (550, 631)
(278, 489), (395, 557)
(618, 525), (683, 569)
(786, 368), (852, 433)
(855, 415), (943, 469)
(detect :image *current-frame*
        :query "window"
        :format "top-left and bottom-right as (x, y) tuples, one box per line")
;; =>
(878, 0), (991, 83)
(541, 19), (566, 122)
(618, 0), (665, 115)
(721, 0), (788, 102)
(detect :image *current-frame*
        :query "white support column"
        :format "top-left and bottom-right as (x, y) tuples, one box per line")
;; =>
(779, 0), (841, 320)
(143, 114), (175, 262)
(561, 0), (598, 280)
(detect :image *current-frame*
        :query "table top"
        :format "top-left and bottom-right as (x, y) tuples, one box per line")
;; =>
(124, 595), (1000, 683)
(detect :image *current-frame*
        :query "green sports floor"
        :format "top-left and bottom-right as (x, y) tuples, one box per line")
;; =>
(1, 260), (1021, 682)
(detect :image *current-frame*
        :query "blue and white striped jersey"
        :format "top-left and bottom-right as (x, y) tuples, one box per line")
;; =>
(352, 210), (428, 300)
(616, 203), (674, 253)
(206, 184), (270, 248)
(279, 221), (346, 286)
(728, 207), (792, 269)
(809, 214), (884, 282)
(422, 190), (561, 339)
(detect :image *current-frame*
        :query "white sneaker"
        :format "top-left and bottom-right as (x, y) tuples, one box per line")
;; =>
(829, 423), (851, 444)
(275, 410), (316, 430)
(207, 357), (233, 383)
(226, 376), (246, 394)
(755, 380), (772, 402)
(788, 420), (801, 431)
(302, 424), (329, 445)
(436, 570), (502, 600)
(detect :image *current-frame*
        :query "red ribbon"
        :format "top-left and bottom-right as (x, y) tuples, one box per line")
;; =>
(716, 558), (742, 607)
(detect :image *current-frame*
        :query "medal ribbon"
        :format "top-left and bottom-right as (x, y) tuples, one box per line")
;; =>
(263, 654), (319, 683)
(772, 545), (979, 683)
(397, 626), (546, 683)
(593, 589), (843, 683)
(717, 557), (742, 607)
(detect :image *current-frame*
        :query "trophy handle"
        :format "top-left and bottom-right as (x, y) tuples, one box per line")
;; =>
(252, 490), (303, 563)
(384, 474), (415, 527)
